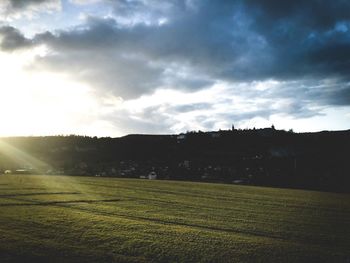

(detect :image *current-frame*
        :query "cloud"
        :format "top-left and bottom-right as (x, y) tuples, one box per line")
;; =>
(69, 0), (102, 5)
(98, 81), (331, 134)
(242, 0), (350, 81)
(8, 0), (49, 9)
(31, 1), (350, 82)
(172, 103), (212, 113)
(247, 0), (350, 31)
(0, 26), (32, 50)
(0, 0), (61, 20)
(22, 15), (221, 98)
(0, 0), (349, 134)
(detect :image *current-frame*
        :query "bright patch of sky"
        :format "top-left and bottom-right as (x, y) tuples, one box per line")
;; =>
(0, 50), (108, 137)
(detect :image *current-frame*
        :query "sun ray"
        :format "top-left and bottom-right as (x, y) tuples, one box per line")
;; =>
(0, 139), (50, 172)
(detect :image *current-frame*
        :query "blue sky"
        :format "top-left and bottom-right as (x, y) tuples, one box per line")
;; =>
(0, 0), (349, 137)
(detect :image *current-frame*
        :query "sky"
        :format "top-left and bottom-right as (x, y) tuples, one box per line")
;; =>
(0, 0), (349, 137)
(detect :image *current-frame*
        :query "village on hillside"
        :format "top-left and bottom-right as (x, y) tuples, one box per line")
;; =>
(0, 127), (349, 192)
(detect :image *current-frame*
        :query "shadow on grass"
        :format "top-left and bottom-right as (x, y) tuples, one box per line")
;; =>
(0, 187), (62, 191)
(0, 192), (81, 198)
(0, 198), (126, 207)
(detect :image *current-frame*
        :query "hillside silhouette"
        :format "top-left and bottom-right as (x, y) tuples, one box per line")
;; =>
(0, 127), (349, 192)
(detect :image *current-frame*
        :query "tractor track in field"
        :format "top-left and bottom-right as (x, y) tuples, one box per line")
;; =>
(0, 192), (81, 198)
(0, 196), (128, 206)
(0, 187), (51, 191)
(78, 181), (350, 214)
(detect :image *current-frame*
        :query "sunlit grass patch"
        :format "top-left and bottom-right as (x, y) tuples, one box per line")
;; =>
(0, 174), (349, 262)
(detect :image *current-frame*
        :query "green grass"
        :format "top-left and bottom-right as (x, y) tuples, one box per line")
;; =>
(0, 175), (349, 262)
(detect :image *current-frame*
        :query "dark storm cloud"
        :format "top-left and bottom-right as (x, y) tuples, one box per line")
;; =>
(24, 15), (225, 98)
(306, 42), (350, 77)
(22, 6), (252, 98)
(8, 0), (48, 9)
(0, 26), (32, 50)
(1, 0), (350, 107)
(306, 81), (350, 107)
(19, 18), (160, 97)
(247, 0), (350, 30)
(241, 0), (350, 83)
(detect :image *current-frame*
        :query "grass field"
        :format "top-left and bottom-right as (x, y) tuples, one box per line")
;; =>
(0, 175), (349, 262)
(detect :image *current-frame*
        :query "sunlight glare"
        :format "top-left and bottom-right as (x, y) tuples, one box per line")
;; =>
(0, 51), (100, 136)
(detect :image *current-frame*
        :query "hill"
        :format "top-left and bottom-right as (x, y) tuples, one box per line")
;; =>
(0, 128), (349, 192)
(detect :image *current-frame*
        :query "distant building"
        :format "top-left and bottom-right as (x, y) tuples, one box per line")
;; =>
(183, 160), (190, 169)
(14, 169), (30, 175)
(148, 171), (157, 180)
(233, 179), (244, 184)
(177, 134), (186, 140)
